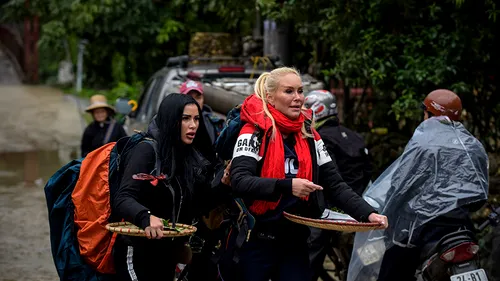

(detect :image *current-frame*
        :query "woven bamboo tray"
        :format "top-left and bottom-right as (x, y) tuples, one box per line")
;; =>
(283, 212), (382, 233)
(106, 222), (197, 238)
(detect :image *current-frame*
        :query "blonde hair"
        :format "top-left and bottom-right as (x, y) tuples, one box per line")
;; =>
(254, 67), (312, 138)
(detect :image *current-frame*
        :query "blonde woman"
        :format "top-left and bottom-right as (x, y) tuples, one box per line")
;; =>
(225, 67), (388, 281)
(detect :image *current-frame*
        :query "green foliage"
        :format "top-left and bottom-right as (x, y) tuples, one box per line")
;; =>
(261, 0), (500, 150)
(2, 0), (256, 87)
(67, 81), (143, 105)
(111, 52), (126, 84)
(3, 0), (499, 152)
(156, 19), (185, 44)
(107, 81), (143, 102)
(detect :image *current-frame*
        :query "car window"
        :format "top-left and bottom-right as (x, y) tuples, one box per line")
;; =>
(145, 76), (166, 120)
(157, 80), (183, 110)
(133, 78), (159, 123)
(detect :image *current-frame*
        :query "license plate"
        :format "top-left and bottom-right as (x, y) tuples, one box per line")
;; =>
(450, 269), (488, 281)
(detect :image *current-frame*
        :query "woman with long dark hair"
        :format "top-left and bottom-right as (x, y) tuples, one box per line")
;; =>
(112, 93), (218, 280)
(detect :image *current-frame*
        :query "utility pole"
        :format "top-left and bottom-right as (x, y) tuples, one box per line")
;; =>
(75, 39), (88, 93)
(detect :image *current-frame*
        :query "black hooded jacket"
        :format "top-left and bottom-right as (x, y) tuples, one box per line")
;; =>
(230, 129), (376, 241)
(316, 116), (373, 196)
(112, 119), (218, 233)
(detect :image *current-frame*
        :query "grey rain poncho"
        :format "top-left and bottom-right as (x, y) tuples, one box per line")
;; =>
(347, 116), (489, 281)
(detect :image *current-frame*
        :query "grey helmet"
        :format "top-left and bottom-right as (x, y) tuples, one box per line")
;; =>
(304, 90), (337, 121)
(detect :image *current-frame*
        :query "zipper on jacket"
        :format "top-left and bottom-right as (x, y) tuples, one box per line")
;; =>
(175, 177), (183, 224)
(163, 181), (177, 228)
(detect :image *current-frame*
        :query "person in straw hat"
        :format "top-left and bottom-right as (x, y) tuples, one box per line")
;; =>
(80, 94), (127, 157)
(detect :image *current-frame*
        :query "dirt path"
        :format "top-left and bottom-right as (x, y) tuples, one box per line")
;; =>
(0, 183), (58, 281)
(0, 85), (85, 280)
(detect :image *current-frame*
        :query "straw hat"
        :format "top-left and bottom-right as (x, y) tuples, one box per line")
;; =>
(85, 95), (116, 113)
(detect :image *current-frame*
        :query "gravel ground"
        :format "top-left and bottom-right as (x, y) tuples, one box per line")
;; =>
(0, 183), (59, 281)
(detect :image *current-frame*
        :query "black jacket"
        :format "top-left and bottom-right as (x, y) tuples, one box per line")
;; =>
(316, 117), (372, 196)
(80, 119), (127, 157)
(202, 105), (224, 145)
(112, 127), (220, 228)
(230, 132), (376, 227)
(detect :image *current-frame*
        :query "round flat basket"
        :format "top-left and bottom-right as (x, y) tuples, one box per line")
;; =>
(283, 212), (381, 232)
(106, 222), (197, 238)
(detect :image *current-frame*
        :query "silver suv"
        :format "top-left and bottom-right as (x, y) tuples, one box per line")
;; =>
(123, 56), (324, 134)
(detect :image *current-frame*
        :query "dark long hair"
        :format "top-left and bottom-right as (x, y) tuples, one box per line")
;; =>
(155, 94), (215, 187)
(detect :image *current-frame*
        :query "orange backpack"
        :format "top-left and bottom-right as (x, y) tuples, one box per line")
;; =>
(72, 142), (117, 273)
(71, 133), (160, 273)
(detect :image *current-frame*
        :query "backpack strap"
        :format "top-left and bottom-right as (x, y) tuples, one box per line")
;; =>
(116, 133), (162, 177)
(141, 137), (161, 177)
(161, 180), (177, 228)
(137, 137), (178, 227)
(304, 118), (313, 134)
(103, 119), (117, 145)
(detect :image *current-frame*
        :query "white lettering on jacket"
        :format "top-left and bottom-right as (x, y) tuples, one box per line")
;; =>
(315, 139), (332, 166)
(285, 158), (298, 175)
(232, 133), (262, 161)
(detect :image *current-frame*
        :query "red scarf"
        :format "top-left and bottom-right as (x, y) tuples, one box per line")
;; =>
(239, 94), (319, 215)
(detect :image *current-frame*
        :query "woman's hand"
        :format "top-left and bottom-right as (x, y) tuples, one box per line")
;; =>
(368, 213), (389, 229)
(145, 215), (164, 239)
(221, 161), (232, 186)
(291, 178), (323, 198)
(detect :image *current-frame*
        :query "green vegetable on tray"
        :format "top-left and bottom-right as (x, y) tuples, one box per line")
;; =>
(330, 207), (345, 214)
(161, 219), (184, 232)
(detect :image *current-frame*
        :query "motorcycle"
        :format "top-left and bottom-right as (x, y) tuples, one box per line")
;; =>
(417, 205), (500, 281)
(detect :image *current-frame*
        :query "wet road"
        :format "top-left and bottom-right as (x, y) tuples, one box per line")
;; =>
(0, 183), (59, 281)
(0, 85), (83, 280)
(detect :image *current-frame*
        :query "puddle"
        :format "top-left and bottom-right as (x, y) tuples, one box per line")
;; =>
(0, 148), (79, 186)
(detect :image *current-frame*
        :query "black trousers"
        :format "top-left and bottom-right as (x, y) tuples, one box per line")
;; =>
(236, 234), (312, 281)
(113, 239), (176, 281)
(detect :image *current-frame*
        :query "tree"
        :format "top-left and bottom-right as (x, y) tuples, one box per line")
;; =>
(260, 0), (500, 152)
(2, 0), (257, 86)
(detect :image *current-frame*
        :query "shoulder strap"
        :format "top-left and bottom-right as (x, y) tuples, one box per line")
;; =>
(103, 120), (116, 145)
(141, 138), (162, 177)
(304, 119), (313, 134)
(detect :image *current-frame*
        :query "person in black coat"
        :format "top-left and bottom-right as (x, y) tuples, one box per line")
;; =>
(304, 90), (372, 196)
(80, 95), (127, 157)
(111, 94), (227, 281)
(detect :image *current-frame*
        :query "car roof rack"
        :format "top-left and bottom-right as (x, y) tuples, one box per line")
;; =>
(166, 55), (282, 69)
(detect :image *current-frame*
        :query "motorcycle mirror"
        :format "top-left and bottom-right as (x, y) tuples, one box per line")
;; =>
(115, 98), (138, 115)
